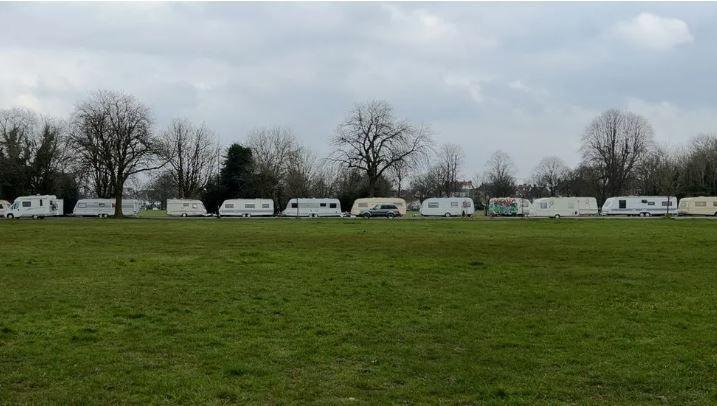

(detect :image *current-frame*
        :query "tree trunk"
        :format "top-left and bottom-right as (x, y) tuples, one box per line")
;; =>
(367, 176), (376, 197)
(114, 187), (123, 218)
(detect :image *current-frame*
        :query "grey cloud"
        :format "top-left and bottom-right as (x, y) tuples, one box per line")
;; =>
(1, 2), (716, 178)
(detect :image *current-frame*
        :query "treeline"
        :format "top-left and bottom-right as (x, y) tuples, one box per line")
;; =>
(1, 91), (716, 216)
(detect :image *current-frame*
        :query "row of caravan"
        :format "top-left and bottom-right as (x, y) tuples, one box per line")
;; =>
(487, 195), (716, 217)
(3, 194), (716, 219)
(217, 197), (475, 217)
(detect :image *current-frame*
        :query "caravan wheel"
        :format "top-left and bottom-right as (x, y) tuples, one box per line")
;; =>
(182, 213), (187, 218)
(554, 214), (561, 219)
(444, 212), (451, 217)
(645, 212), (652, 217)
(6, 213), (14, 219)
(32, 215), (38, 220)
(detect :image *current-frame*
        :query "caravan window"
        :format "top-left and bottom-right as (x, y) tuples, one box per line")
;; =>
(183, 203), (189, 207)
(245, 204), (255, 209)
(225, 204), (234, 209)
(696, 201), (707, 207)
(192, 204), (198, 209)
(540, 202), (548, 209)
(78, 203), (87, 208)
(99, 202), (106, 207)
(39, 199), (43, 206)
(320, 203), (327, 207)
(619, 200), (627, 209)
(428, 202), (439, 208)
(329, 203), (337, 208)
(291, 202), (298, 208)
(358, 203), (368, 207)
(713, 202), (717, 207)
(451, 202), (459, 207)
(262, 203), (270, 208)
(661, 201), (673, 206)
(641, 199), (648, 204)
(647, 201), (655, 206)
(22, 201), (31, 208)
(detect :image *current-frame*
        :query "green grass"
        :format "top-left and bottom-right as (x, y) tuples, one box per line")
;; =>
(1, 218), (716, 403)
(138, 209), (168, 218)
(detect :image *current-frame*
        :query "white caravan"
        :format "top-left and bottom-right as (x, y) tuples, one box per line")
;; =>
(351, 197), (407, 216)
(167, 199), (207, 217)
(219, 198), (274, 217)
(0, 200), (10, 218)
(601, 196), (677, 216)
(6, 195), (63, 219)
(282, 198), (342, 217)
(73, 199), (140, 217)
(530, 197), (598, 218)
(419, 197), (475, 217)
(678, 196), (717, 216)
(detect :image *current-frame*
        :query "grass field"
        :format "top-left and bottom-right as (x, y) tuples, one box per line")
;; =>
(1, 218), (716, 403)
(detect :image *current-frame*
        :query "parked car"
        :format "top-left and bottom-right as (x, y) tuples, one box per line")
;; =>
(361, 204), (402, 218)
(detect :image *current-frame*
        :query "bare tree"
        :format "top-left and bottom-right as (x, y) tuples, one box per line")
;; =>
(409, 166), (442, 202)
(247, 127), (303, 205)
(678, 134), (717, 196)
(532, 156), (569, 197)
(28, 118), (73, 194)
(158, 118), (218, 199)
(581, 109), (653, 198)
(331, 101), (431, 196)
(71, 90), (163, 217)
(484, 150), (517, 197)
(435, 143), (464, 197)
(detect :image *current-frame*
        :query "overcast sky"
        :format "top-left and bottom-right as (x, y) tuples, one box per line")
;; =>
(2, 2), (716, 179)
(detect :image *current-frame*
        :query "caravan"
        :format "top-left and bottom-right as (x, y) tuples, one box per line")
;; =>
(6, 195), (64, 219)
(351, 197), (407, 216)
(530, 197), (598, 218)
(282, 198), (342, 217)
(601, 196), (677, 216)
(0, 200), (10, 218)
(219, 199), (274, 217)
(488, 197), (532, 217)
(678, 196), (717, 216)
(167, 199), (207, 217)
(419, 197), (475, 217)
(73, 199), (140, 217)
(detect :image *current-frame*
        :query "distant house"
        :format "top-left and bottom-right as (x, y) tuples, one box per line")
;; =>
(455, 180), (474, 198)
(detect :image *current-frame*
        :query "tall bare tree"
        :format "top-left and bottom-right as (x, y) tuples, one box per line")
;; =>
(158, 118), (218, 199)
(71, 90), (163, 217)
(28, 118), (73, 194)
(331, 101), (431, 197)
(435, 143), (464, 197)
(678, 134), (717, 196)
(634, 147), (679, 196)
(532, 156), (569, 197)
(581, 109), (653, 198)
(247, 127), (303, 206)
(484, 150), (517, 197)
